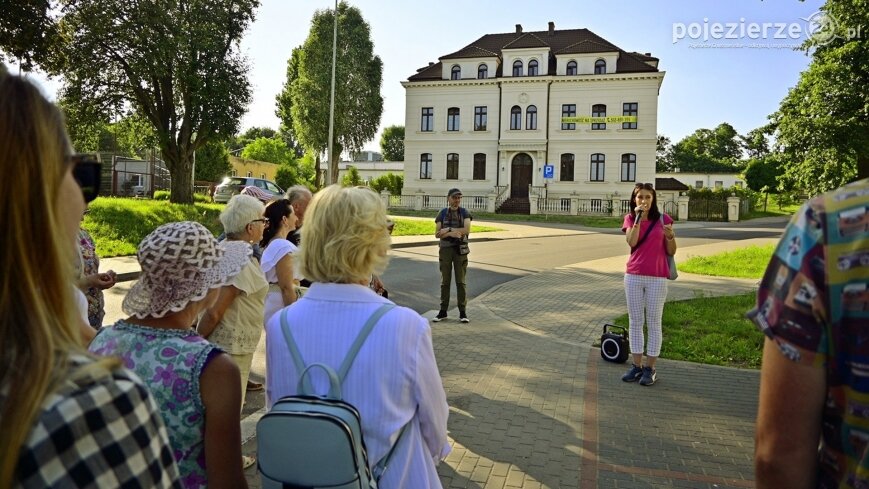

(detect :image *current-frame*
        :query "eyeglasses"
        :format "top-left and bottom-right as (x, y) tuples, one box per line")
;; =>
(70, 154), (102, 203)
(250, 218), (270, 227)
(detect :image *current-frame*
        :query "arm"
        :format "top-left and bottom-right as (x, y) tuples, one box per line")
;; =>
(664, 223), (677, 255)
(79, 320), (96, 345)
(625, 218), (641, 247)
(197, 285), (241, 338)
(413, 324), (451, 459)
(275, 254), (297, 306)
(755, 338), (824, 489)
(200, 353), (248, 489)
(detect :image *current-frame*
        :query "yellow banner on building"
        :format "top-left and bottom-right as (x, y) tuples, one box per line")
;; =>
(561, 116), (638, 124)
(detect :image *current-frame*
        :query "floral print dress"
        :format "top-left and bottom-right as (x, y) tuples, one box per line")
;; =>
(78, 229), (104, 327)
(89, 321), (222, 489)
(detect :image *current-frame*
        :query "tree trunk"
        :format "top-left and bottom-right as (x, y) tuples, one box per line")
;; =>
(164, 148), (194, 204)
(858, 152), (869, 181)
(314, 154), (323, 189)
(329, 151), (340, 185)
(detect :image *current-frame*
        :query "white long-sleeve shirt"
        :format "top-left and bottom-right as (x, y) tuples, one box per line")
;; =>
(265, 282), (450, 489)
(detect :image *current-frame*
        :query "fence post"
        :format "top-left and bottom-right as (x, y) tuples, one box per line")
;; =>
(487, 192), (496, 213)
(678, 195), (690, 221)
(380, 190), (390, 210)
(727, 196), (741, 222)
(414, 191), (423, 211)
(571, 198), (579, 216)
(611, 197), (621, 217)
(529, 194), (539, 215)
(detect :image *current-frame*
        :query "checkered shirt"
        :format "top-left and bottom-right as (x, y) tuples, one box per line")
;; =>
(9, 355), (181, 488)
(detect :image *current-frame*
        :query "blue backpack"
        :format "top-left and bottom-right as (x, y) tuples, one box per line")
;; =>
(257, 304), (409, 489)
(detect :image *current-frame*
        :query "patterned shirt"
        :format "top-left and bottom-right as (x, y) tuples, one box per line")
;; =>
(89, 321), (221, 489)
(7, 354), (180, 488)
(748, 178), (869, 488)
(77, 229), (105, 328)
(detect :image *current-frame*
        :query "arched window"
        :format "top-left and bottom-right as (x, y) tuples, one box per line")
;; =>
(566, 60), (577, 76)
(447, 107), (460, 131)
(451, 65), (461, 80)
(526, 105), (537, 130)
(510, 105), (522, 130)
(590, 153), (605, 182)
(594, 59), (606, 74)
(477, 64), (488, 79)
(512, 60), (523, 77)
(592, 104), (606, 130)
(560, 153), (575, 182)
(528, 59), (539, 76)
(621, 153), (636, 182)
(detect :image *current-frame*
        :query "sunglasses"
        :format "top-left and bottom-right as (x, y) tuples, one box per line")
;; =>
(634, 183), (654, 190)
(71, 154), (102, 203)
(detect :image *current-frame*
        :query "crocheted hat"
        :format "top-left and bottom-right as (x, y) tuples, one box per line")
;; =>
(122, 221), (251, 318)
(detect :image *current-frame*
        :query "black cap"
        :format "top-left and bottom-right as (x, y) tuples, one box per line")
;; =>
(448, 188), (462, 197)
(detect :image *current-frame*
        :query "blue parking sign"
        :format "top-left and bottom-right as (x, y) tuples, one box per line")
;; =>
(543, 164), (554, 179)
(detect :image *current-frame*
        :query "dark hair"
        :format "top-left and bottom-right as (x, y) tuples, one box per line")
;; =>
(260, 199), (293, 247)
(630, 183), (661, 222)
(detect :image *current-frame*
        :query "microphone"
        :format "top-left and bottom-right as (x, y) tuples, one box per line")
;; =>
(635, 207), (644, 222)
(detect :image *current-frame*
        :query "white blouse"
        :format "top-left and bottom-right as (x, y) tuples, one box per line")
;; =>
(260, 238), (301, 283)
(265, 283), (451, 489)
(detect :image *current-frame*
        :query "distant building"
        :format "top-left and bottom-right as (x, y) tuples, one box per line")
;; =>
(352, 150), (384, 162)
(228, 155), (279, 182)
(657, 172), (744, 190)
(402, 21), (664, 213)
(318, 160), (405, 183)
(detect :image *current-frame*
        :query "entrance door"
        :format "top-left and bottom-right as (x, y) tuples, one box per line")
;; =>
(510, 153), (532, 198)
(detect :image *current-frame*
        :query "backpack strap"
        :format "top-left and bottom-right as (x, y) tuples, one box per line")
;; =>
(336, 304), (395, 383)
(280, 309), (315, 394)
(373, 422), (410, 482)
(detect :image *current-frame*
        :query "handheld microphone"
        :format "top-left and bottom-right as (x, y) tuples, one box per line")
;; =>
(635, 208), (644, 222)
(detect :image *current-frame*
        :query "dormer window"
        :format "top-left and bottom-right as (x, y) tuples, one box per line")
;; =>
(451, 65), (461, 80)
(566, 60), (577, 76)
(594, 59), (606, 74)
(512, 60), (523, 77)
(528, 60), (539, 76)
(477, 63), (488, 79)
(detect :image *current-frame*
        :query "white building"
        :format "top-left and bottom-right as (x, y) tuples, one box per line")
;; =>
(401, 22), (664, 213)
(318, 160), (404, 183)
(656, 172), (745, 190)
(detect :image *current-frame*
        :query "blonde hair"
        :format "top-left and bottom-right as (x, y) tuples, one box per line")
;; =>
(220, 194), (265, 235)
(0, 74), (116, 485)
(299, 185), (391, 284)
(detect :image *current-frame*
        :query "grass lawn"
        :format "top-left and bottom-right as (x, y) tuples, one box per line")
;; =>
(84, 197), (503, 257)
(387, 208), (623, 228)
(744, 201), (801, 219)
(611, 292), (764, 369)
(678, 244), (776, 278)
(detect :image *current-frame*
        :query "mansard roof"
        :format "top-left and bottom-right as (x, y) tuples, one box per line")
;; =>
(408, 26), (658, 81)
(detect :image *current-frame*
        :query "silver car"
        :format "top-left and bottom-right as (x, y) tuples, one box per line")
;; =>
(213, 177), (284, 203)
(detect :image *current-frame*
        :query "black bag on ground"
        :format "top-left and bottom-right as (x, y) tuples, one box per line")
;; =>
(600, 324), (629, 363)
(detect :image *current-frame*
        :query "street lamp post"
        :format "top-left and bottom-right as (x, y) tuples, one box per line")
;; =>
(325, 0), (338, 186)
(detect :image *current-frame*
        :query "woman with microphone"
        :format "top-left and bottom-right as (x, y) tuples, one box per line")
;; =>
(620, 183), (677, 386)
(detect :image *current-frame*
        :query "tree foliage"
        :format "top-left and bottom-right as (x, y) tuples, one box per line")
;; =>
(341, 165), (363, 186)
(287, 2), (383, 184)
(0, 0), (59, 71)
(369, 173), (403, 195)
(770, 0), (867, 194)
(669, 123), (744, 173)
(379, 125), (405, 161)
(275, 163), (302, 190)
(743, 156), (783, 193)
(195, 140), (232, 183)
(240, 137), (294, 166)
(274, 47), (305, 159)
(21, 0), (259, 203)
(656, 134), (674, 172)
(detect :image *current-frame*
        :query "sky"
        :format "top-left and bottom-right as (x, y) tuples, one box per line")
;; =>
(16, 0), (825, 153)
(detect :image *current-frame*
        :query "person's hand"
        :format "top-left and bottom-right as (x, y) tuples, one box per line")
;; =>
(663, 224), (675, 240)
(371, 275), (385, 295)
(88, 270), (117, 289)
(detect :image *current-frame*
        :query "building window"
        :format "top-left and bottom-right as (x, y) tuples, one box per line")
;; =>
(590, 153), (605, 182)
(566, 60), (577, 75)
(561, 104), (576, 130)
(446, 153), (459, 180)
(421, 107), (433, 132)
(510, 105), (522, 130)
(231, 169), (237, 176)
(715, 180), (724, 189)
(528, 59), (538, 76)
(526, 105), (537, 130)
(478, 63), (488, 79)
(474, 106), (487, 131)
(447, 107), (460, 131)
(695, 181), (703, 189)
(473, 153), (486, 180)
(560, 153), (575, 182)
(592, 104), (606, 130)
(451, 65), (461, 80)
(420, 153), (432, 179)
(620, 153), (636, 182)
(622, 102), (638, 129)
(261, 173), (266, 179)
(512, 60), (523, 76)
(247, 171), (252, 177)
(735, 180), (744, 187)
(594, 59), (606, 74)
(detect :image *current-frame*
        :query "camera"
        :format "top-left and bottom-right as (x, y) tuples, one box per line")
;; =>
(600, 324), (629, 363)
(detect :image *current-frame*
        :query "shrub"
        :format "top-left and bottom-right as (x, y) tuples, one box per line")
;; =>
(152, 190), (209, 203)
(153, 190), (170, 200)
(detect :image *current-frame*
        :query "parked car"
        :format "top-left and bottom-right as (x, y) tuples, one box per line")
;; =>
(213, 177), (284, 203)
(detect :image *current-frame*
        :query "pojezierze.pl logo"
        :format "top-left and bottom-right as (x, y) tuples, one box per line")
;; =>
(672, 12), (862, 48)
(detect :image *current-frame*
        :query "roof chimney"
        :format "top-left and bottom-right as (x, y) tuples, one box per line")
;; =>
(515, 24), (522, 33)
(428, 62), (434, 66)
(548, 21), (555, 35)
(645, 52), (651, 56)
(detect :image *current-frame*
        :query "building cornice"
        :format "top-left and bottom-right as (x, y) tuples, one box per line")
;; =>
(498, 142), (548, 151)
(402, 71), (665, 88)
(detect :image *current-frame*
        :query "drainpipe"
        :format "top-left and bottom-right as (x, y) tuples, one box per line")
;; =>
(496, 80), (502, 188)
(545, 79), (552, 180)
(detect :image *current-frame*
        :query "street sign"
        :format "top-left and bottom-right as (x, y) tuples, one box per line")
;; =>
(543, 164), (554, 179)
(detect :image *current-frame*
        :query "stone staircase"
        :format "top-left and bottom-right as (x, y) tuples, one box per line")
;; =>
(496, 197), (530, 214)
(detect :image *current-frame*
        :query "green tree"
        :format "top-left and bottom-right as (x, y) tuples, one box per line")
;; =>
(379, 125), (405, 161)
(369, 172), (403, 195)
(275, 163), (302, 190)
(288, 2), (383, 185)
(341, 165), (363, 186)
(240, 137), (294, 165)
(274, 47), (306, 160)
(671, 123), (744, 172)
(23, 0), (259, 203)
(195, 140), (232, 183)
(770, 1), (867, 194)
(0, 0), (59, 71)
(656, 134), (674, 172)
(744, 156), (782, 193)
(741, 126), (771, 159)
